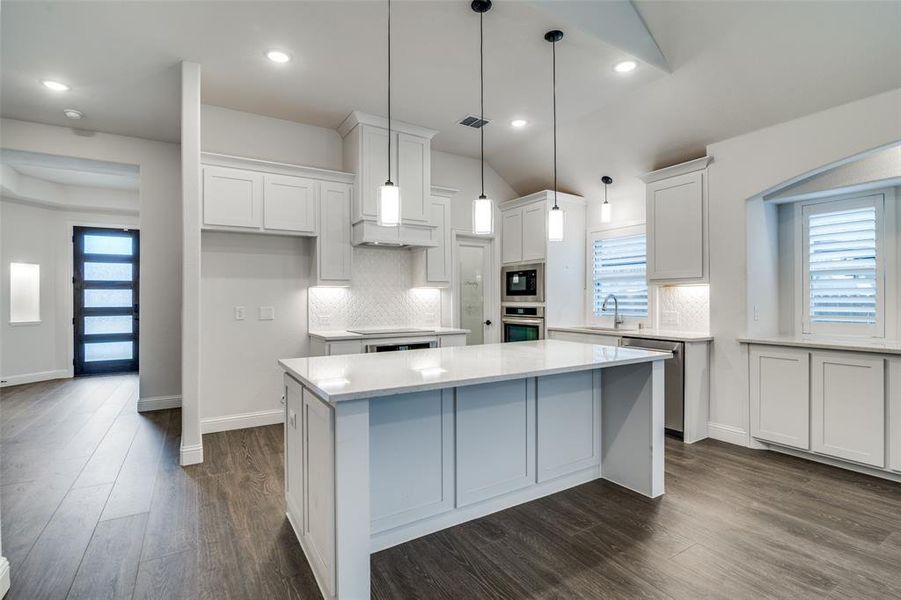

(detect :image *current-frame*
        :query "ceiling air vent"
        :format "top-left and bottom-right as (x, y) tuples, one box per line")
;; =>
(458, 114), (490, 129)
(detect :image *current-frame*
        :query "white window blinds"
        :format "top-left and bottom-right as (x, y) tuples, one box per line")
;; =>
(807, 206), (877, 325)
(592, 233), (648, 318)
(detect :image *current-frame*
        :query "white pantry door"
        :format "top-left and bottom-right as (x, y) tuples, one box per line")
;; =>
(456, 238), (493, 345)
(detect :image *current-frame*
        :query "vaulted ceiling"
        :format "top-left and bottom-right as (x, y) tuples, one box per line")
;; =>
(3, 1), (900, 204)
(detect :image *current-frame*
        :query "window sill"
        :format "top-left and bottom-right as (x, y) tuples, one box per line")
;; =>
(9, 320), (42, 327)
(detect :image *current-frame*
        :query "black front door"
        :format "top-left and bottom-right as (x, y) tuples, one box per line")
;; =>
(73, 226), (140, 376)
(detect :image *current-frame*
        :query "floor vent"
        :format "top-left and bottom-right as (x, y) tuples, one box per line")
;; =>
(458, 114), (490, 129)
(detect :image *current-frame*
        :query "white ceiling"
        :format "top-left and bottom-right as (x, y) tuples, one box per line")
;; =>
(9, 165), (139, 190)
(2, 1), (900, 203)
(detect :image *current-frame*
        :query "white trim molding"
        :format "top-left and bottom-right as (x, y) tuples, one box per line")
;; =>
(0, 555), (10, 598)
(707, 422), (750, 446)
(0, 369), (68, 388)
(201, 408), (284, 434)
(180, 441), (203, 466)
(137, 395), (182, 412)
(640, 156), (713, 184)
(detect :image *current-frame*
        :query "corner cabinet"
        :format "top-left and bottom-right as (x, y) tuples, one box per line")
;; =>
(642, 156), (712, 283)
(339, 111), (438, 246)
(201, 153), (355, 284)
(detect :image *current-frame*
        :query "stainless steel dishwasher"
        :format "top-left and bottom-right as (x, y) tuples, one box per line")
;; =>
(620, 337), (684, 437)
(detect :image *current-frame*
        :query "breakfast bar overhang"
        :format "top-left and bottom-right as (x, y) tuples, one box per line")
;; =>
(278, 339), (670, 599)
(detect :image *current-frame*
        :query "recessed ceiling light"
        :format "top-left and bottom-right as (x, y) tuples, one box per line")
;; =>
(63, 109), (84, 120)
(613, 60), (637, 74)
(265, 50), (292, 64)
(511, 119), (528, 128)
(41, 79), (70, 91)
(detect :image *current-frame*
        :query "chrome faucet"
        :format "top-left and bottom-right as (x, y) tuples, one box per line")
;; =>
(601, 294), (623, 328)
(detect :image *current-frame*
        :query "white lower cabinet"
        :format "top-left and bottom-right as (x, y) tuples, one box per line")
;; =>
(749, 346), (810, 450)
(455, 379), (535, 506)
(889, 358), (901, 473)
(285, 377), (304, 525)
(302, 387), (336, 597)
(811, 352), (885, 468)
(536, 371), (601, 482)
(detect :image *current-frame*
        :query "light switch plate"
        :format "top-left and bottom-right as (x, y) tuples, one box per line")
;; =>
(234, 306), (246, 321)
(259, 306), (275, 321)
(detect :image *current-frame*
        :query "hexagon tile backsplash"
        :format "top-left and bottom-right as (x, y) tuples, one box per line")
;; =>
(308, 247), (441, 330)
(656, 285), (710, 332)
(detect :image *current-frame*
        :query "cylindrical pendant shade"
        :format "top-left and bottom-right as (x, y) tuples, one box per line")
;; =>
(473, 196), (493, 235)
(600, 201), (612, 223)
(548, 206), (565, 241)
(378, 183), (400, 227)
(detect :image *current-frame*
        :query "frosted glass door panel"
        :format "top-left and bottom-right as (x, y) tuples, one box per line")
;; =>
(459, 244), (487, 345)
(84, 289), (133, 308)
(84, 262), (134, 281)
(84, 235), (134, 255)
(84, 341), (133, 362)
(84, 315), (133, 335)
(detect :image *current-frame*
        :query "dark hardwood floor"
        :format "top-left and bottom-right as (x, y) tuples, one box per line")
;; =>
(2, 374), (900, 599)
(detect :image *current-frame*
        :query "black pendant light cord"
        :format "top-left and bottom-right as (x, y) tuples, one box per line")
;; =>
(479, 11), (485, 198)
(386, 0), (392, 185)
(551, 36), (558, 209)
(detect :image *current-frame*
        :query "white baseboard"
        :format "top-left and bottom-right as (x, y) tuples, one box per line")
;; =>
(201, 408), (284, 434)
(180, 441), (203, 466)
(137, 395), (182, 412)
(707, 422), (750, 447)
(0, 369), (69, 387)
(0, 555), (10, 599)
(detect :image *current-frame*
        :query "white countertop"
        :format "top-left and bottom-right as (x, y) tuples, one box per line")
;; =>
(738, 335), (901, 355)
(309, 327), (469, 341)
(548, 326), (713, 342)
(280, 339), (671, 403)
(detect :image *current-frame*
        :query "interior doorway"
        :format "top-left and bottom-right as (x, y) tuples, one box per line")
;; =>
(73, 226), (140, 375)
(456, 236), (494, 345)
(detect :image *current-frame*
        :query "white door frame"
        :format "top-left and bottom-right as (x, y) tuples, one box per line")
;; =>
(452, 232), (499, 344)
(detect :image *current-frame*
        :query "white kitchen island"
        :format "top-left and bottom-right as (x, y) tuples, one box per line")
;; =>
(278, 339), (670, 599)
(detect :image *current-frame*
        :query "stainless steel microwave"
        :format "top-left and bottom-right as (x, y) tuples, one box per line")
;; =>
(501, 263), (544, 304)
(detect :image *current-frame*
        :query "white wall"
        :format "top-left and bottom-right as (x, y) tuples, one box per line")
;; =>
(0, 198), (139, 385)
(200, 232), (311, 429)
(0, 118), (179, 401)
(705, 88), (901, 446)
(431, 149), (517, 233)
(201, 104), (343, 170)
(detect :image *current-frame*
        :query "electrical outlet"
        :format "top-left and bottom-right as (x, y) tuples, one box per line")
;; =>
(259, 306), (275, 321)
(753, 304), (760, 322)
(234, 306), (246, 321)
(320, 314), (330, 326)
(661, 311), (679, 328)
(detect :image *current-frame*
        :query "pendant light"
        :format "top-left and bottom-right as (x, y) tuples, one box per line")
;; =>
(600, 175), (613, 223)
(378, 0), (400, 227)
(546, 30), (565, 242)
(471, 0), (494, 235)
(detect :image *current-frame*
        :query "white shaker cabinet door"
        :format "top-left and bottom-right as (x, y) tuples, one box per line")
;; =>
(317, 182), (352, 283)
(522, 203), (547, 262)
(203, 166), (263, 229)
(360, 125), (391, 220)
(263, 174), (318, 233)
(397, 132), (430, 223)
(302, 388), (336, 597)
(284, 376), (304, 528)
(749, 346), (810, 450)
(811, 352), (885, 467)
(647, 171), (704, 280)
(501, 208), (523, 264)
(889, 358), (901, 473)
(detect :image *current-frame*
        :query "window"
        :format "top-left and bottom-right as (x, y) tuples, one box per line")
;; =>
(802, 194), (884, 337)
(10, 262), (40, 323)
(590, 226), (648, 324)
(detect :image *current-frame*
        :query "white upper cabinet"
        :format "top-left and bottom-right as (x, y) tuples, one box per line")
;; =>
(522, 203), (547, 262)
(397, 132), (429, 223)
(643, 157), (711, 282)
(263, 174), (318, 234)
(502, 207), (524, 264)
(811, 351), (885, 468)
(203, 166), (263, 229)
(358, 125), (390, 220)
(413, 191), (454, 287)
(316, 182), (353, 284)
(749, 346), (810, 450)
